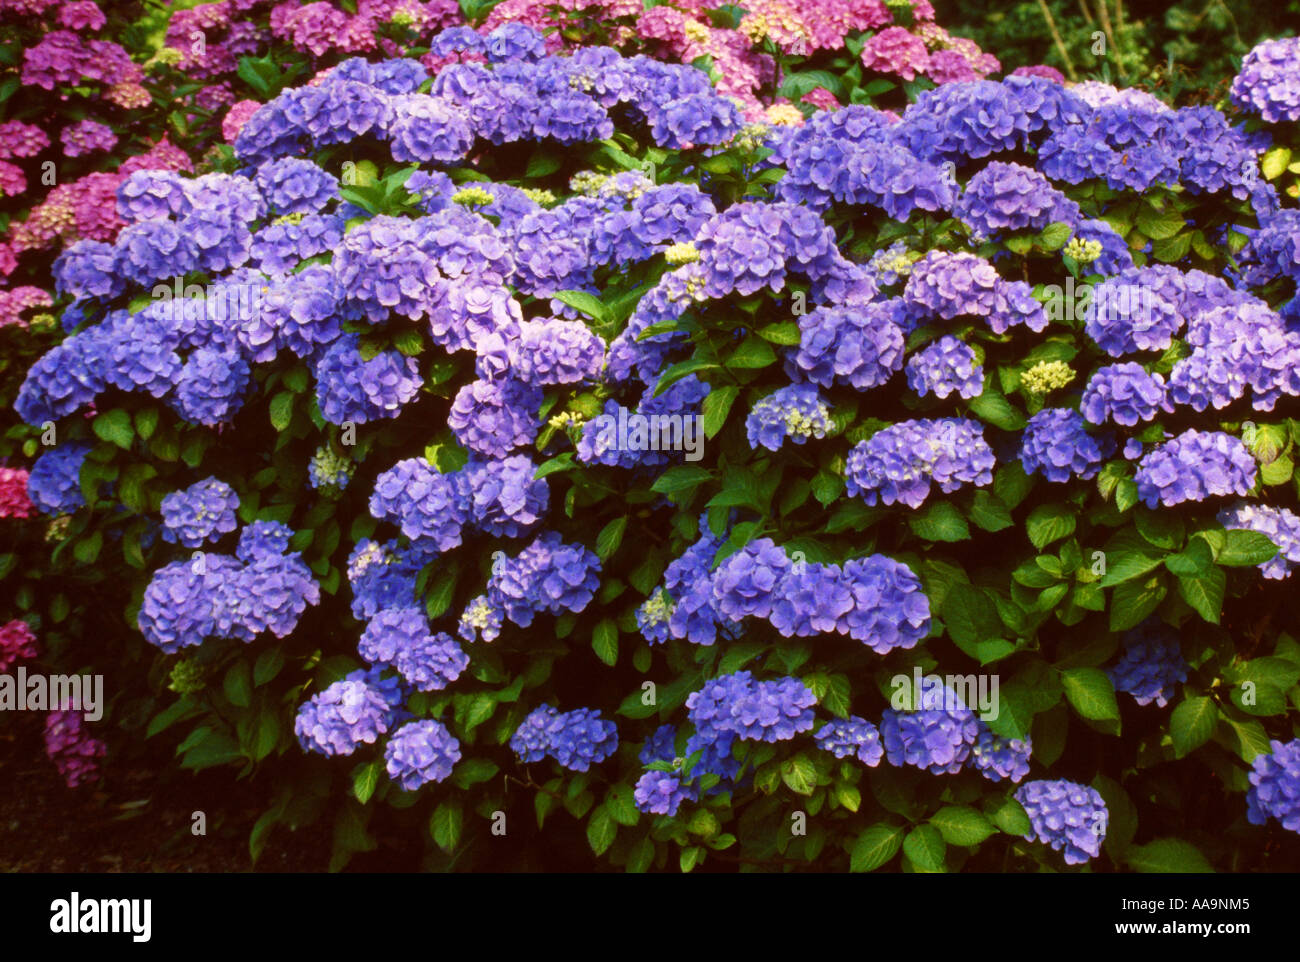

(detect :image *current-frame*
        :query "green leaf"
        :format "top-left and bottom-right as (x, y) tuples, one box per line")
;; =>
(253, 647), (286, 686)
(1025, 503), (1076, 550)
(1136, 208), (1185, 241)
(353, 760), (382, 804)
(941, 583), (1004, 649)
(1262, 146), (1292, 180)
(269, 391), (294, 431)
(1218, 529), (1280, 566)
(989, 796), (1031, 836)
(606, 786), (639, 827)
(902, 824), (946, 872)
(968, 490), (1014, 532)
(968, 392), (1027, 431)
(1060, 667), (1120, 730)
(930, 806), (995, 846)
(92, 409), (134, 449)
(1177, 567), (1225, 624)
(1125, 838), (1214, 873)
(701, 384), (739, 439)
(553, 290), (608, 323)
(223, 661), (252, 708)
(755, 321), (801, 345)
(909, 501), (971, 542)
(586, 805), (617, 856)
(728, 336), (777, 369)
(429, 802), (464, 853)
(850, 824), (903, 872)
(1170, 696), (1217, 758)
(1038, 222), (1073, 250)
(780, 755), (818, 796)
(650, 465), (712, 497)
(595, 517), (627, 560)
(592, 619), (619, 667)
(1108, 575), (1165, 631)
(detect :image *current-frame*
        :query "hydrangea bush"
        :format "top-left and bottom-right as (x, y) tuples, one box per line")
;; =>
(5, 13), (1300, 874)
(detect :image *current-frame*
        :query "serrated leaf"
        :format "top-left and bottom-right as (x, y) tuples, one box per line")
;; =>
(1061, 667), (1119, 728)
(903, 824), (946, 872)
(930, 806), (995, 846)
(1125, 838), (1213, 873)
(1170, 696), (1217, 758)
(850, 824), (903, 872)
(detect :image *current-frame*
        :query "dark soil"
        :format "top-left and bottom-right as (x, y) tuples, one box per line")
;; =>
(0, 709), (324, 873)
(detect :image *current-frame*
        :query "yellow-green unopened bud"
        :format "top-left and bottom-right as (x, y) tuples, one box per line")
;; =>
(273, 211), (307, 226)
(732, 122), (772, 152)
(147, 47), (183, 69)
(548, 411), (586, 431)
(45, 515), (71, 543)
(1021, 359), (1075, 394)
(1063, 237), (1103, 264)
(452, 186), (494, 207)
(664, 242), (700, 265)
(569, 171), (608, 197)
(522, 188), (556, 207)
(168, 659), (207, 695)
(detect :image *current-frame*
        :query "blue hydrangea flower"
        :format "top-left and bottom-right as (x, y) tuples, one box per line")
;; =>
(880, 679), (980, 775)
(488, 531), (601, 628)
(160, 477), (240, 548)
(768, 561), (853, 638)
(312, 334), (423, 425)
(634, 769), (696, 816)
(448, 378), (541, 458)
(388, 95), (474, 164)
(27, 442), (93, 515)
(838, 555), (932, 653)
(1015, 779), (1108, 864)
(171, 348), (251, 427)
(1134, 430), (1257, 508)
(1106, 622), (1189, 707)
(846, 418), (995, 508)
(790, 302), (905, 391)
(236, 520), (294, 562)
(815, 717), (884, 766)
(1019, 408), (1113, 483)
(1246, 738), (1300, 834)
(1080, 363), (1170, 426)
(460, 455), (549, 538)
(971, 729), (1032, 783)
(1231, 37), (1300, 124)
(509, 704), (618, 771)
(905, 336), (983, 400)
(746, 384), (832, 452)
(295, 671), (399, 756)
(954, 161), (1080, 239)
(369, 458), (468, 552)
(385, 719), (461, 791)
(712, 539), (792, 622)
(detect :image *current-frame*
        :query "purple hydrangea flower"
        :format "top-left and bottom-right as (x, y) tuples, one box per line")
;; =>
(385, 719), (461, 790)
(745, 383), (832, 452)
(846, 418), (995, 508)
(815, 717), (884, 766)
(905, 335), (983, 400)
(1106, 622), (1188, 707)
(160, 477), (240, 548)
(880, 679), (980, 775)
(1246, 739), (1300, 833)
(1134, 430), (1257, 508)
(1015, 779), (1107, 864)
(1019, 408), (1113, 483)
(1080, 363), (1170, 427)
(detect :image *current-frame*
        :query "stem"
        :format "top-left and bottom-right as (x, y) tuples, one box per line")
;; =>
(1077, 0), (1094, 24)
(1037, 0), (1079, 81)
(1094, 0), (1125, 79)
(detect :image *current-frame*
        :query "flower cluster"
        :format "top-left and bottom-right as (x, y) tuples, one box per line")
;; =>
(44, 709), (107, 789)
(846, 418), (995, 508)
(1106, 623), (1189, 708)
(510, 704), (619, 771)
(1014, 779), (1108, 865)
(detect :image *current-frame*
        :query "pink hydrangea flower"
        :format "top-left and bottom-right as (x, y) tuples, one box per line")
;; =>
(0, 286), (52, 328)
(57, 0), (106, 30)
(222, 99), (262, 142)
(0, 120), (49, 159)
(861, 26), (930, 81)
(0, 160), (26, 198)
(1012, 64), (1065, 84)
(0, 619), (38, 670)
(45, 709), (107, 789)
(61, 119), (118, 158)
(803, 86), (841, 111)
